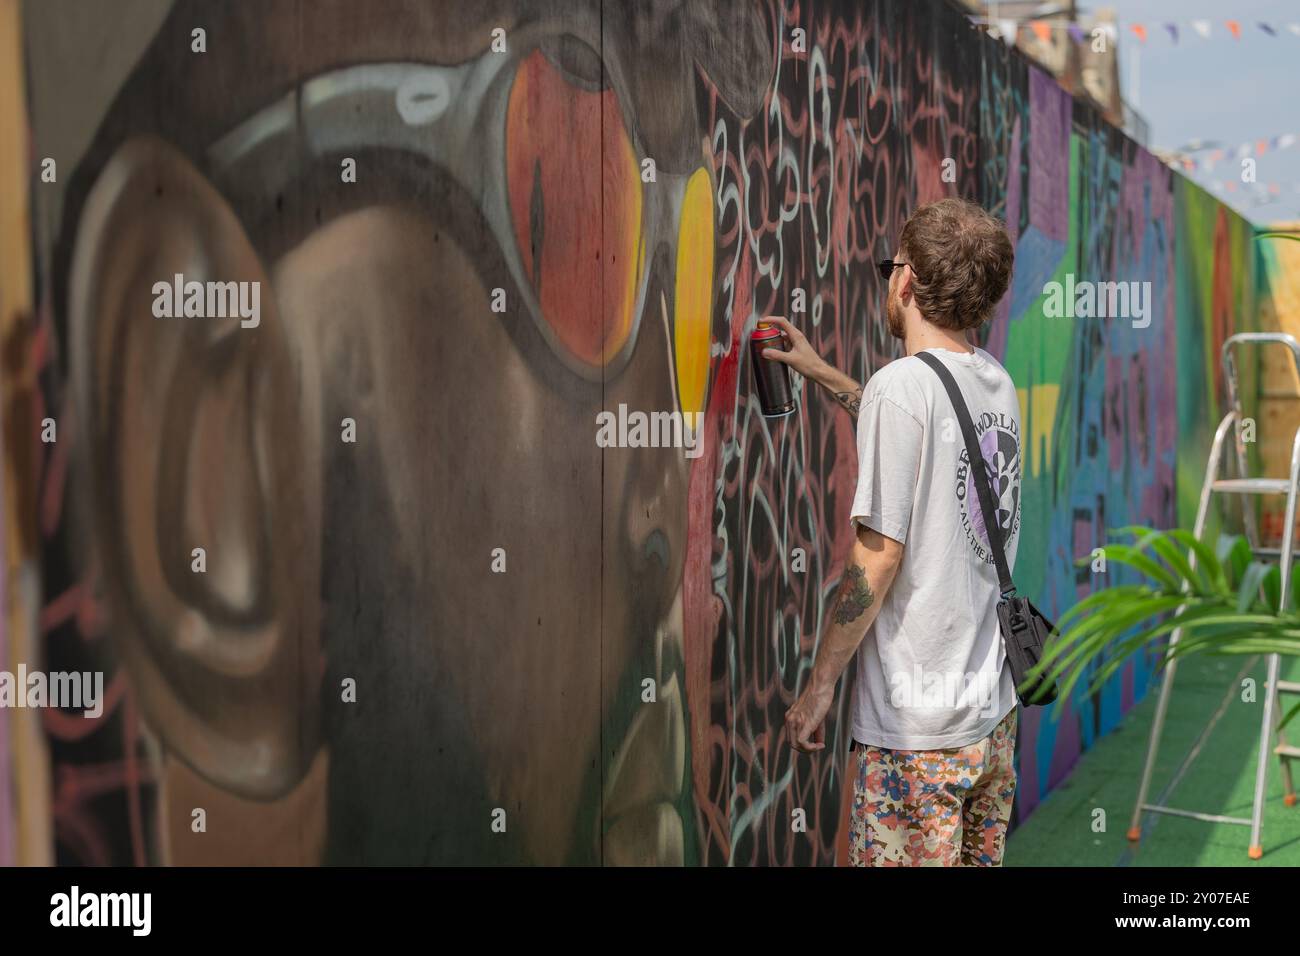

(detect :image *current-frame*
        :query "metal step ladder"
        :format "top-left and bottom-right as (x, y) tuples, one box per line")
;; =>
(1127, 332), (1300, 859)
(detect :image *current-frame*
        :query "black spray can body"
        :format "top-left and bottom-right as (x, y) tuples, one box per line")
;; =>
(750, 322), (796, 417)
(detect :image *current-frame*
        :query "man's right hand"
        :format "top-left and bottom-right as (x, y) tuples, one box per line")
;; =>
(759, 315), (828, 381)
(760, 315), (866, 419)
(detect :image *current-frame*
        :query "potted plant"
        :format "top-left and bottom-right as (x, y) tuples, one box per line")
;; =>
(1030, 525), (1300, 729)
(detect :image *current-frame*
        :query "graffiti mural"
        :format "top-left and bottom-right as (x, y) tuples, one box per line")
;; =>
(0, 0), (1277, 865)
(692, 0), (983, 865)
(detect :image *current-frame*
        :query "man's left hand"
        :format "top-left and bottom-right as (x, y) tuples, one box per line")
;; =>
(786, 683), (833, 754)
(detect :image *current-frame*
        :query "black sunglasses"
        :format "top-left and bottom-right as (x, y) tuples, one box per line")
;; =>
(877, 260), (915, 281)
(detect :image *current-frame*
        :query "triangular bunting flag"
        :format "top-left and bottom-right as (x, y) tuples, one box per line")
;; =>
(1030, 20), (1051, 43)
(1131, 23), (1148, 43)
(998, 19), (1018, 45)
(1191, 20), (1212, 38)
(1257, 140), (1269, 156)
(1165, 23), (1179, 43)
(1067, 23), (1085, 44)
(1259, 23), (1277, 37)
(1226, 20), (1242, 40)
(1278, 133), (1297, 150)
(1288, 24), (1300, 37)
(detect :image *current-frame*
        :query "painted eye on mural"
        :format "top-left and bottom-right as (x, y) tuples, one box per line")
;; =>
(504, 42), (716, 420)
(505, 45), (644, 371)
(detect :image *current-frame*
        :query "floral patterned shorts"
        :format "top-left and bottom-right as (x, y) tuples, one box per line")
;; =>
(848, 707), (1018, 866)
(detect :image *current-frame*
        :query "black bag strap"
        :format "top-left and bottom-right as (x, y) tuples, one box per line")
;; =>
(914, 350), (1015, 598)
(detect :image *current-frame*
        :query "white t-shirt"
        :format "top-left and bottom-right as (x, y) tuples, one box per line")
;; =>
(848, 345), (1022, 750)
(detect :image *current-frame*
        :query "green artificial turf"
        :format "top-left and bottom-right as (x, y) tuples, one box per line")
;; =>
(1007, 653), (1300, 866)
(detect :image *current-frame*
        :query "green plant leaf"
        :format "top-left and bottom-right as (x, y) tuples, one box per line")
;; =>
(1094, 544), (1184, 593)
(1279, 699), (1300, 732)
(1166, 528), (1227, 593)
(1035, 595), (1202, 694)
(1221, 534), (1254, 590)
(1067, 605), (1273, 690)
(1238, 562), (1274, 612)
(1263, 564), (1282, 611)
(1051, 584), (1158, 633)
(1142, 532), (1209, 597)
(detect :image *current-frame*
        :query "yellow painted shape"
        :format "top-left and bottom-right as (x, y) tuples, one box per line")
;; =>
(1017, 383), (1060, 478)
(673, 168), (714, 417)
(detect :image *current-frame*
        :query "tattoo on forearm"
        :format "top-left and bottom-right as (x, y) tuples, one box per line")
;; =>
(834, 389), (863, 417)
(832, 565), (875, 625)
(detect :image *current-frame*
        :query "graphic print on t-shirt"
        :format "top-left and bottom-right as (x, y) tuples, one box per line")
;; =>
(954, 410), (1021, 563)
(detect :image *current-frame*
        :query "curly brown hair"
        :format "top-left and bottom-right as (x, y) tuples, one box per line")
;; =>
(898, 198), (1014, 332)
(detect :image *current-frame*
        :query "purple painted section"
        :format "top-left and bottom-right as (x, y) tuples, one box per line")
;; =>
(1029, 69), (1070, 244)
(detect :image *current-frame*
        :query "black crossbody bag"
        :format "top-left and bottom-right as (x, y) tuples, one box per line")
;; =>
(915, 351), (1058, 707)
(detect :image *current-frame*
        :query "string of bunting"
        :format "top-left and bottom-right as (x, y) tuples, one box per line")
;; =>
(969, 14), (1300, 208)
(970, 17), (1300, 47)
(1172, 133), (1298, 171)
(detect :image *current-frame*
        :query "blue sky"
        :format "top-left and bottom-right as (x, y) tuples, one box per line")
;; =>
(1093, 0), (1300, 224)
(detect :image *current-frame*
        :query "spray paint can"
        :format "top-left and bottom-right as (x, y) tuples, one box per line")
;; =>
(750, 321), (796, 417)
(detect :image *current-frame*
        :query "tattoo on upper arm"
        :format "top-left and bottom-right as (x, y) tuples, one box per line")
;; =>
(834, 389), (863, 417)
(832, 564), (876, 625)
